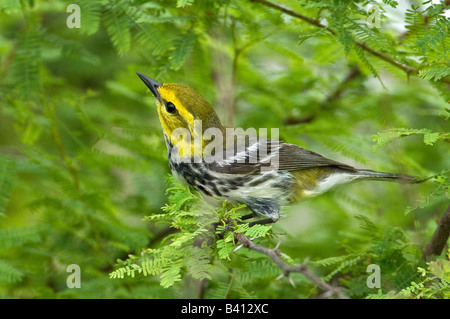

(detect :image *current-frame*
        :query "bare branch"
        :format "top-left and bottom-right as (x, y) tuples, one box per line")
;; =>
(234, 232), (349, 299)
(423, 204), (450, 260)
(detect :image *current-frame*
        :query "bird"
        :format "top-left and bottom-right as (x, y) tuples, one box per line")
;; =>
(136, 72), (422, 225)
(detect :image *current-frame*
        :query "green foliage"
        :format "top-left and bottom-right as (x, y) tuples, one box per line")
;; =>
(104, 2), (132, 56)
(0, 225), (42, 284)
(367, 249), (450, 299)
(401, 255), (450, 299)
(110, 176), (274, 289)
(309, 215), (444, 298)
(177, 0), (195, 8)
(372, 128), (449, 214)
(372, 128), (450, 149)
(0, 0), (448, 299)
(404, 171), (450, 214)
(419, 65), (450, 82)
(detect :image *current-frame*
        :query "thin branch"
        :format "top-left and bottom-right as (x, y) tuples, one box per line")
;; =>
(250, 0), (336, 34)
(285, 65), (361, 125)
(0, 40), (17, 87)
(423, 203), (450, 260)
(49, 110), (81, 192)
(249, 0), (449, 84)
(234, 232), (349, 299)
(354, 41), (415, 74)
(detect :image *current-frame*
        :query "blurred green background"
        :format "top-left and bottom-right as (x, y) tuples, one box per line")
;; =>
(0, 0), (449, 298)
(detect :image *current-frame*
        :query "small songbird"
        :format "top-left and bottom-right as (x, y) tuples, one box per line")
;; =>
(137, 73), (421, 225)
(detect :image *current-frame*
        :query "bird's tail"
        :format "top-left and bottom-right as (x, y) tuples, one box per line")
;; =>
(353, 169), (425, 184)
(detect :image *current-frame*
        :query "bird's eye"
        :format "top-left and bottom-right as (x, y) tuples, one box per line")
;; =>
(165, 102), (176, 114)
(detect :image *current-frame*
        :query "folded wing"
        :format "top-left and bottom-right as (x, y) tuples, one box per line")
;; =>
(204, 139), (355, 174)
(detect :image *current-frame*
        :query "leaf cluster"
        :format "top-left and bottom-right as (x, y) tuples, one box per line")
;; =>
(110, 176), (275, 291)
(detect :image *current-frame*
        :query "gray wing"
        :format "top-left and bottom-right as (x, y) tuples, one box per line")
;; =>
(204, 139), (355, 174)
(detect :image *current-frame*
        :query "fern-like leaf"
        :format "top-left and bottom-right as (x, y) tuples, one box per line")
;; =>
(78, 0), (102, 35)
(0, 225), (41, 249)
(382, 0), (398, 8)
(177, 0), (194, 8)
(10, 29), (41, 98)
(372, 128), (450, 150)
(419, 65), (450, 82)
(0, 260), (24, 283)
(169, 32), (196, 70)
(103, 2), (131, 55)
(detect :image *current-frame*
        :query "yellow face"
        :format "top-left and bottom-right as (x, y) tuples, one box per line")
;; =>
(156, 84), (195, 138)
(155, 83), (225, 158)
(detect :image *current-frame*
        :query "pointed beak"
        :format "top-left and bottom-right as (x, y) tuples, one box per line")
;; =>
(136, 72), (161, 101)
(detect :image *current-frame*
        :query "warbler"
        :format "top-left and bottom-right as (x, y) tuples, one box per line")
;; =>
(137, 72), (421, 224)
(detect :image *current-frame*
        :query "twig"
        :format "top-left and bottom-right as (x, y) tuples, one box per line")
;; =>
(249, 0), (449, 84)
(285, 65), (361, 125)
(49, 109), (81, 192)
(354, 41), (415, 74)
(423, 203), (450, 260)
(0, 41), (17, 87)
(320, 65), (362, 110)
(249, 0), (336, 34)
(234, 232), (349, 299)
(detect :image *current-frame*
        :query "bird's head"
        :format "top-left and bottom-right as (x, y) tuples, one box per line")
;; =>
(137, 73), (225, 157)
